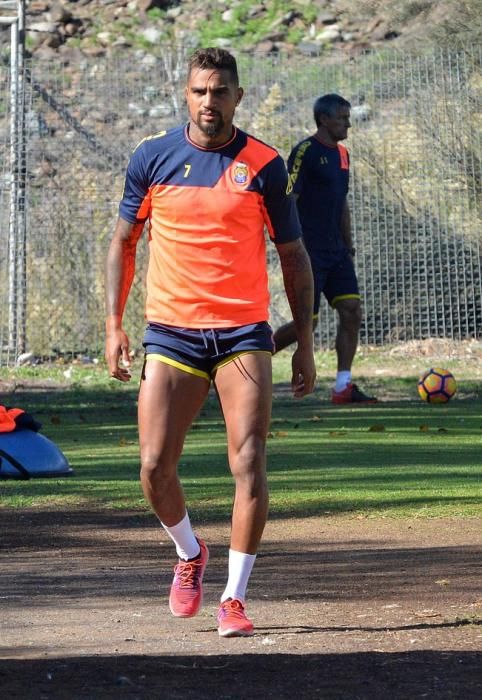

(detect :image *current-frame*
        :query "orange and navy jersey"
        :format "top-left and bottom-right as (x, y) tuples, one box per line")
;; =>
(287, 136), (349, 253)
(119, 124), (301, 328)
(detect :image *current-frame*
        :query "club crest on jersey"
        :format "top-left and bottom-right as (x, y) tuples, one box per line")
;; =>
(232, 162), (249, 186)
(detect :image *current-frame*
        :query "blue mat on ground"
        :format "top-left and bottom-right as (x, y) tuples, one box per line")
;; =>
(0, 429), (74, 479)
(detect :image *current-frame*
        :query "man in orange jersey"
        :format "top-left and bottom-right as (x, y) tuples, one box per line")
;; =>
(105, 47), (316, 638)
(274, 94), (377, 404)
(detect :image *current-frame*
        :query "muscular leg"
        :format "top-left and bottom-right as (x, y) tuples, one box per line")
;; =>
(138, 360), (210, 526)
(334, 298), (362, 371)
(214, 352), (273, 553)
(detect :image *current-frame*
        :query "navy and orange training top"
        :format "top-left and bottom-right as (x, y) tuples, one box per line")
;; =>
(287, 136), (349, 253)
(119, 124), (302, 328)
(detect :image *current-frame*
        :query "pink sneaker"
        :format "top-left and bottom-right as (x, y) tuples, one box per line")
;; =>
(217, 598), (254, 637)
(169, 538), (209, 618)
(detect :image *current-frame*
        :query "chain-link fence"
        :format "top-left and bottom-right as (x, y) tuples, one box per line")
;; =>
(0, 43), (481, 365)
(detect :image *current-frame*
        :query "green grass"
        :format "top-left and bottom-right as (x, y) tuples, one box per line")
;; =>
(1, 352), (481, 520)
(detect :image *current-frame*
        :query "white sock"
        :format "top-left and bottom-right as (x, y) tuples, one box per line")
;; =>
(220, 549), (257, 603)
(160, 512), (200, 561)
(335, 370), (352, 392)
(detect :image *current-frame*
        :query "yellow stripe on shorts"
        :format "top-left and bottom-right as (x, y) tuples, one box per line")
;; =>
(213, 350), (272, 372)
(331, 293), (361, 308)
(145, 353), (210, 380)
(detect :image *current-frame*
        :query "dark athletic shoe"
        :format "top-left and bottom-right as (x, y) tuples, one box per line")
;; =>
(331, 383), (378, 405)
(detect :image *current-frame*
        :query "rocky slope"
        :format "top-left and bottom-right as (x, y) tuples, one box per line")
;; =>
(2, 0), (474, 61)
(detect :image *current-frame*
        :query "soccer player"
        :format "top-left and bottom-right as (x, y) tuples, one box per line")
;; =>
(105, 47), (316, 637)
(274, 94), (377, 404)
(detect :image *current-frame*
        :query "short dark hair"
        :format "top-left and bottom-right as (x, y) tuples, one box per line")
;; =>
(313, 93), (351, 126)
(188, 47), (239, 85)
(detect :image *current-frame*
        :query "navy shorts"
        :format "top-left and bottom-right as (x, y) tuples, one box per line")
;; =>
(143, 321), (275, 381)
(309, 248), (360, 315)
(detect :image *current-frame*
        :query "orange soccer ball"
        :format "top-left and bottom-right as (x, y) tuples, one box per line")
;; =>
(417, 367), (457, 404)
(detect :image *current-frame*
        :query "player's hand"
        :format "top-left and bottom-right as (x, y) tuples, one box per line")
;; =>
(291, 345), (316, 398)
(105, 327), (132, 382)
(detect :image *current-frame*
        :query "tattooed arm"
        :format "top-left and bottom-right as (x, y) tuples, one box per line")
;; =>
(275, 238), (316, 397)
(105, 217), (144, 381)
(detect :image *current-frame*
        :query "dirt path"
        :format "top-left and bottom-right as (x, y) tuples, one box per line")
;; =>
(1, 509), (481, 698)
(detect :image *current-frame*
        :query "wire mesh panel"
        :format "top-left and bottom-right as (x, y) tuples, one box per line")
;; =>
(0, 44), (480, 365)
(243, 46), (482, 347)
(0, 57), (12, 362)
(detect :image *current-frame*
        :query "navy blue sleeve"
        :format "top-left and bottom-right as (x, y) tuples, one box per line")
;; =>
(118, 143), (150, 224)
(287, 140), (311, 196)
(259, 154), (302, 244)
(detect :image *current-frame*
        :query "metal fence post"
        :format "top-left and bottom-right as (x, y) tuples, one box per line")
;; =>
(1, 0), (26, 361)
(16, 0), (27, 354)
(7, 14), (19, 356)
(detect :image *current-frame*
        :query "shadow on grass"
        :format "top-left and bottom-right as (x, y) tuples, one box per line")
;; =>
(1, 651), (481, 699)
(1, 385), (481, 518)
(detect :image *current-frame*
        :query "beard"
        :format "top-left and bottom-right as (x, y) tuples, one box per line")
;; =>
(196, 111), (224, 137)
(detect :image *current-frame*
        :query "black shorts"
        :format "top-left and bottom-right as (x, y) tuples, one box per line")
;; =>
(143, 321), (274, 381)
(309, 248), (360, 315)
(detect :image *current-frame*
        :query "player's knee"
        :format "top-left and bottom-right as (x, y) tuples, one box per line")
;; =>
(352, 304), (362, 327)
(339, 302), (362, 329)
(231, 438), (267, 491)
(140, 453), (172, 485)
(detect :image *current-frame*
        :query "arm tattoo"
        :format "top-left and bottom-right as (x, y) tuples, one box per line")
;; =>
(279, 243), (314, 329)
